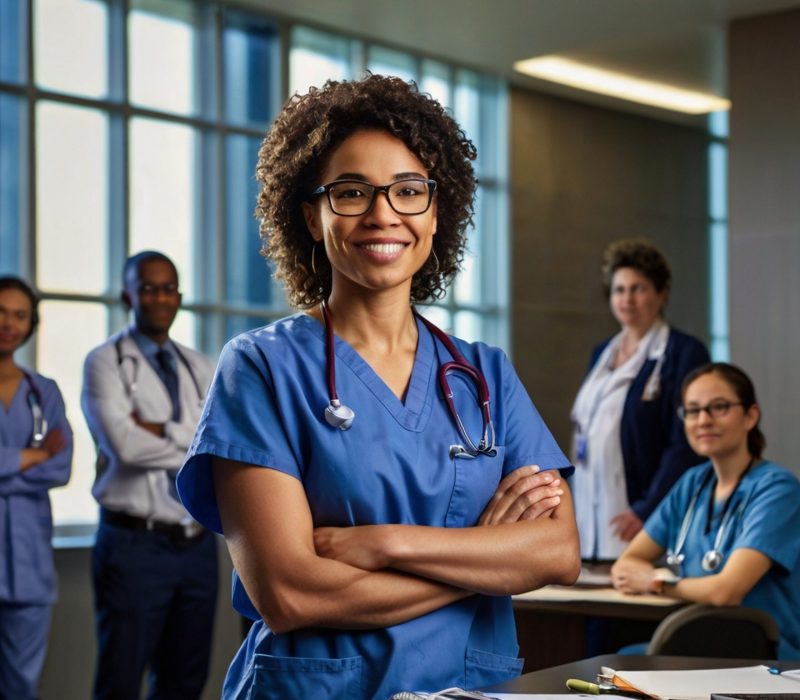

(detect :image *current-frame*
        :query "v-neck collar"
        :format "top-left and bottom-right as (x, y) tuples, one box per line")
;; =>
(296, 312), (437, 432)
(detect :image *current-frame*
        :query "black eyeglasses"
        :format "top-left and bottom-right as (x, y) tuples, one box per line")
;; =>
(138, 283), (180, 296)
(311, 178), (437, 216)
(677, 400), (746, 422)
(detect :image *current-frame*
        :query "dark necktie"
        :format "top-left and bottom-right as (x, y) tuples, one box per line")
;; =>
(156, 348), (182, 422)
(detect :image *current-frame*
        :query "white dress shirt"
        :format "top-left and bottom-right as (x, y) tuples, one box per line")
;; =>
(81, 326), (215, 524)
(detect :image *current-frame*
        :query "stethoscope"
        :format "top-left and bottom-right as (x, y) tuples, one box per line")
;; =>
(320, 301), (497, 459)
(23, 371), (47, 448)
(666, 459), (754, 573)
(114, 336), (204, 406)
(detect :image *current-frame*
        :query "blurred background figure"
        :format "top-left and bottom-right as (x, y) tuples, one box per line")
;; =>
(571, 239), (710, 561)
(81, 252), (217, 700)
(611, 362), (800, 659)
(0, 276), (73, 700)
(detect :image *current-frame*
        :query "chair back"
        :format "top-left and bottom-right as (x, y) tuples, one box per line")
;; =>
(647, 604), (779, 658)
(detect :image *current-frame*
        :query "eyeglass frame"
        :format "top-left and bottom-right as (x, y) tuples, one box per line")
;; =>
(310, 178), (438, 217)
(677, 400), (747, 422)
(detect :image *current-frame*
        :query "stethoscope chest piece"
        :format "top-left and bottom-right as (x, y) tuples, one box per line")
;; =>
(702, 548), (724, 572)
(324, 399), (355, 431)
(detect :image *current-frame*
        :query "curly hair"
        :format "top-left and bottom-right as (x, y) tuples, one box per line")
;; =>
(601, 238), (672, 298)
(255, 74), (477, 308)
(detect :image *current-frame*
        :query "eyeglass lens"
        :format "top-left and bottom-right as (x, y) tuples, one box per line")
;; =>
(680, 400), (740, 421)
(327, 179), (433, 216)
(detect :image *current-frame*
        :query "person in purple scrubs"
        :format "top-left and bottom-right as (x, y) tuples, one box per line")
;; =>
(0, 276), (72, 699)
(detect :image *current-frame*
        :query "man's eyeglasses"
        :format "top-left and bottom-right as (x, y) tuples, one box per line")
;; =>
(311, 178), (437, 217)
(677, 400), (746, 422)
(138, 283), (180, 296)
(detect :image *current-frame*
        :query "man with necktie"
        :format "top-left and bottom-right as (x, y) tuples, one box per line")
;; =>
(81, 251), (218, 700)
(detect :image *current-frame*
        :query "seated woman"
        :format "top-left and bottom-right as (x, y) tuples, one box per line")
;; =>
(610, 362), (800, 659)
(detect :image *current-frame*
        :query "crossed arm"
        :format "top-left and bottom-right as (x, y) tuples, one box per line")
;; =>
(214, 459), (579, 634)
(610, 530), (772, 605)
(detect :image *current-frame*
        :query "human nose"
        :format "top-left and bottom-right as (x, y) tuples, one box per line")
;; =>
(363, 187), (400, 224)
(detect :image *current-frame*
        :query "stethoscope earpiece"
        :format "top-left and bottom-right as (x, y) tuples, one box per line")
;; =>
(324, 400), (355, 431)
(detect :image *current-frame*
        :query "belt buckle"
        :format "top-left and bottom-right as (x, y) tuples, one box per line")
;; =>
(172, 520), (203, 548)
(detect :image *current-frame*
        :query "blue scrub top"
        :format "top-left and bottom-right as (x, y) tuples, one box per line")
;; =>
(178, 313), (571, 700)
(645, 460), (800, 659)
(0, 371), (73, 604)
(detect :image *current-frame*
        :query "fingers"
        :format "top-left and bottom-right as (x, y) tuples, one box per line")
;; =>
(480, 469), (564, 525)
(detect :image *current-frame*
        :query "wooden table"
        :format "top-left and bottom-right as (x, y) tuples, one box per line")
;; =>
(512, 570), (685, 672)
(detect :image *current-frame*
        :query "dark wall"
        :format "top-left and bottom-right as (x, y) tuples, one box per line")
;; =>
(729, 8), (800, 472)
(510, 88), (711, 449)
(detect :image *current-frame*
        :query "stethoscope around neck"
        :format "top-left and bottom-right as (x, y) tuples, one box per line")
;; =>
(23, 371), (47, 448)
(319, 301), (496, 459)
(114, 336), (204, 406)
(666, 460), (753, 573)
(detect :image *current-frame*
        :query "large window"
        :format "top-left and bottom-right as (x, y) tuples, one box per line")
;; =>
(1, 1), (510, 530)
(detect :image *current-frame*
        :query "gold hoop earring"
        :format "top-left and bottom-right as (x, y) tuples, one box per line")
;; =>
(430, 247), (440, 273)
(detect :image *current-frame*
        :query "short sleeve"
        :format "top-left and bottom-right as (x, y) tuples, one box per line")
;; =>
(734, 469), (800, 574)
(496, 351), (573, 478)
(177, 335), (302, 533)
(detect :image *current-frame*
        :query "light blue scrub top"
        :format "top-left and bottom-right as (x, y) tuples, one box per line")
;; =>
(178, 313), (572, 700)
(0, 371), (72, 605)
(645, 460), (800, 659)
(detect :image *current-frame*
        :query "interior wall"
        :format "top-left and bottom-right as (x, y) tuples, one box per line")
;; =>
(509, 88), (711, 449)
(729, 8), (800, 472)
(40, 539), (241, 700)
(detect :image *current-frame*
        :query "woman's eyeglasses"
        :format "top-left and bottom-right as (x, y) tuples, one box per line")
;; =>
(311, 178), (437, 217)
(677, 400), (746, 422)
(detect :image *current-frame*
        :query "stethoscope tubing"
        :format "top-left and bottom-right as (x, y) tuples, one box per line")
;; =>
(319, 302), (496, 457)
(114, 335), (204, 405)
(22, 370), (47, 448)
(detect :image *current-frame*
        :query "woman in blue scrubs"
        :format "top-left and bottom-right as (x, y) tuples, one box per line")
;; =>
(0, 276), (73, 699)
(611, 362), (800, 658)
(178, 75), (580, 699)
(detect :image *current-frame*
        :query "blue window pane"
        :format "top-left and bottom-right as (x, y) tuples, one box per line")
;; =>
(34, 0), (108, 98)
(0, 94), (25, 273)
(421, 59), (451, 109)
(367, 45), (416, 82)
(289, 26), (355, 95)
(224, 134), (285, 309)
(129, 0), (214, 117)
(0, 0), (26, 83)
(223, 11), (278, 127)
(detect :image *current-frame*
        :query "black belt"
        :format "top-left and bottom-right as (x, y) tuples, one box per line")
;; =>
(100, 508), (206, 547)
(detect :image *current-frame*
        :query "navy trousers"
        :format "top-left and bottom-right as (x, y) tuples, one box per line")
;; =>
(91, 522), (218, 700)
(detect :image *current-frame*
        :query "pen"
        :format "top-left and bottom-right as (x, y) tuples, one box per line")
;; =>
(566, 678), (650, 698)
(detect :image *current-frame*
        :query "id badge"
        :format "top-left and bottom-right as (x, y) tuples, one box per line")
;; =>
(573, 433), (588, 465)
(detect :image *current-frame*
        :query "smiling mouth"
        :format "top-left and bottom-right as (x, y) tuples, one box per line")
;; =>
(359, 242), (408, 254)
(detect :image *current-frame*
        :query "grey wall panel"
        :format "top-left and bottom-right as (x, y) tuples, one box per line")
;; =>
(510, 87), (710, 449)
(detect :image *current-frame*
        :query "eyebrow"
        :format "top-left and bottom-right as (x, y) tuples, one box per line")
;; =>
(330, 171), (427, 182)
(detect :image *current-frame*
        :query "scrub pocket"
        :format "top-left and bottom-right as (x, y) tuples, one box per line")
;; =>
(464, 647), (524, 689)
(249, 653), (363, 699)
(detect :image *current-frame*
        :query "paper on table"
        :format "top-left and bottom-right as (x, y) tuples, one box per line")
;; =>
(491, 695), (634, 699)
(613, 664), (800, 700)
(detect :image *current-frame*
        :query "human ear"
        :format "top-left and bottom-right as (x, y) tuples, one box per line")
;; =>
(744, 403), (760, 432)
(302, 201), (323, 242)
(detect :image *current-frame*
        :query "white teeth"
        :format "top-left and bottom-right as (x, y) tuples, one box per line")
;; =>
(361, 243), (405, 254)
